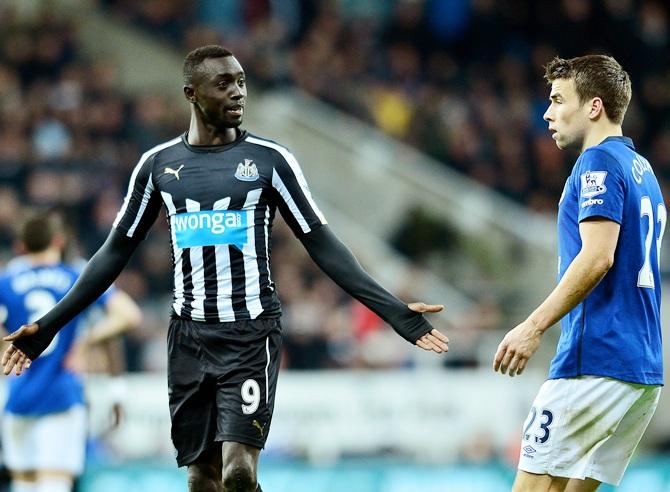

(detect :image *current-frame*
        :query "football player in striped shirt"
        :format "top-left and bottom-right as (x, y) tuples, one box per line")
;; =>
(3, 46), (448, 492)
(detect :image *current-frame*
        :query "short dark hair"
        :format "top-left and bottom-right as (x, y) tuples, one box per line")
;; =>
(544, 55), (632, 124)
(183, 45), (234, 85)
(20, 212), (62, 253)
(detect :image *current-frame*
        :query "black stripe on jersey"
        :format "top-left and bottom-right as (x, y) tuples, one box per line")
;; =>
(228, 191), (251, 320)
(229, 245), (250, 319)
(274, 194), (304, 237)
(202, 245), (219, 319)
(255, 190), (274, 313)
(181, 248), (195, 319)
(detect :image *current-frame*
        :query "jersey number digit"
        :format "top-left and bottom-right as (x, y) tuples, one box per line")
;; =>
(638, 197), (667, 289)
(523, 407), (554, 444)
(241, 379), (260, 415)
(536, 409), (553, 444)
(522, 407), (537, 441)
(24, 290), (59, 356)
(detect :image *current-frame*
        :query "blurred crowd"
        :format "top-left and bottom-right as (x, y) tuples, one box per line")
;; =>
(104, 0), (670, 211)
(0, 3), (486, 374)
(1, 0), (669, 373)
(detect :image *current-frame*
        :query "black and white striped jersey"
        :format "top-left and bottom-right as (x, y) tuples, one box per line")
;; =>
(113, 131), (327, 322)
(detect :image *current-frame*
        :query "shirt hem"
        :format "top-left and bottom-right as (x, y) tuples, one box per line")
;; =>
(547, 371), (663, 386)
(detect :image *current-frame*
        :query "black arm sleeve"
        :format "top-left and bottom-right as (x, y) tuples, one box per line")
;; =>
(298, 225), (433, 344)
(13, 229), (141, 360)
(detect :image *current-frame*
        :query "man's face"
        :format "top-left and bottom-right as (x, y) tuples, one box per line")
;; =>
(188, 56), (247, 129)
(543, 78), (589, 151)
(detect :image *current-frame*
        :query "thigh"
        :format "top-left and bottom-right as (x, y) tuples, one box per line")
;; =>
(3, 406), (86, 475)
(518, 377), (654, 484)
(188, 446), (223, 489)
(588, 385), (661, 485)
(513, 470), (568, 492)
(3, 412), (36, 472)
(565, 478), (601, 492)
(35, 406), (86, 475)
(221, 442), (260, 472)
(168, 318), (218, 467)
(214, 320), (282, 449)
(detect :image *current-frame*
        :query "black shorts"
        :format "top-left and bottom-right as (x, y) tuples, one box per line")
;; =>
(167, 316), (282, 467)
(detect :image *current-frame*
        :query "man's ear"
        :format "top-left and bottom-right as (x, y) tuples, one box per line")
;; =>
(184, 85), (196, 104)
(589, 97), (605, 120)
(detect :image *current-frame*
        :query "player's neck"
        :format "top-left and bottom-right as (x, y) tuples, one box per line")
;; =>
(580, 122), (623, 153)
(187, 113), (239, 146)
(26, 248), (61, 266)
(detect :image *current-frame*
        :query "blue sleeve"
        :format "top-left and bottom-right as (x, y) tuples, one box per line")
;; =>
(576, 149), (626, 224)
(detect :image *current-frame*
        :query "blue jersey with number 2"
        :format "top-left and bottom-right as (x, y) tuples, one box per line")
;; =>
(0, 262), (110, 415)
(551, 136), (665, 385)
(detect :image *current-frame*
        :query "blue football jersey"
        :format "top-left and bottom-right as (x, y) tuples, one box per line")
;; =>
(0, 262), (111, 415)
(550, 136), (665, 385)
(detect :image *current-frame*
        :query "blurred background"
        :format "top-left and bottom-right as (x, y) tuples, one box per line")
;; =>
(1, 0), (670, 490)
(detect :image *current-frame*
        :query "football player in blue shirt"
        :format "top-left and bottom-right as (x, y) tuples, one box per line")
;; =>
(0, 212), (141, 492)
(493, 55), (665, 491)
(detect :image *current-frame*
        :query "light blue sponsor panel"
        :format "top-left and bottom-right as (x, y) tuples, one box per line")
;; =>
(173, 210), (248, 250)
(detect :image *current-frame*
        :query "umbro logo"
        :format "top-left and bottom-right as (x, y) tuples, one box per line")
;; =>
(523, 445), (536, 454)
(235, 159), (259, 181)
(164, 164), (184, 180)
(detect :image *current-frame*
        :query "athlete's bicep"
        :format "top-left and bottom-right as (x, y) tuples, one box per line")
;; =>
(271, 152), (327, 236)
(578, 218), (620, 266)
(113, 153), (162, 240)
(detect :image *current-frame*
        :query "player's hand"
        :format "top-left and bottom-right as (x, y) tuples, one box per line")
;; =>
(408, 302), (449, 353)
(2, 323), (38, 376)
(493, 319), (543, 377)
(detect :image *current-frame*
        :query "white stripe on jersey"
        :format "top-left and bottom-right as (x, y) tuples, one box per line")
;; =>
(213, 197), (233, 322)
(243, 188), (264, 319)
(114, 137), (181, 234)
(160, 191), (185, 317)
(264, 205), (273, 290)
(271, 170), (311, 233)
(127, 172), (154, 237)
(185, 199), (206, 320)
(246, 136), (326, 228)
(264, 336), (270, 404)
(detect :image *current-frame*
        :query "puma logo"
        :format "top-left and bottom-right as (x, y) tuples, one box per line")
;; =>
(164, 165), (184, 180)
(252, 419), (265, 437)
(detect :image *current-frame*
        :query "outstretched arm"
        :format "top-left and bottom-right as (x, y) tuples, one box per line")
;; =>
(298, 225), (448, 353)
(493, 218), (620, 377)
(2, 230), (141, 374)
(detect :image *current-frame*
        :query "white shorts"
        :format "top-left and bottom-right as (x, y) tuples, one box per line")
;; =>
(2, 405), (87, 474)
(517, 376), (661, 486)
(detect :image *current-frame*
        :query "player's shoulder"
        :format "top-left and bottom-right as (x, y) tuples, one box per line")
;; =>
(243, 133), (296, 163)
(578, 144), (627, 175)
(0, 262), (77, 289)
(138, 135), (185, 166)
(582, 137), (636, 167)
(37, 262), (79, 283)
